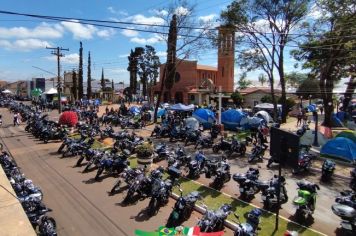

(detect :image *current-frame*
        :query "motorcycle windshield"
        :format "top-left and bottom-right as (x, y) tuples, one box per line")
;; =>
(293, 196), (306, 205)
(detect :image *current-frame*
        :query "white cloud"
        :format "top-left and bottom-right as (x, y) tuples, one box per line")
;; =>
(0, 22), (63, 39)
(175, 6), (190, 16)
(107, 6), (128, 16)
(126, 14), (164, 25)
(199, 14), (217, 22)
(150, 9), (168, 16)
(0, 39), (52, 51)
(156, 51), (167, 57)
(61, 20), (97, 40)
(97, 29), (116, 38)
(307, 3), (324, 19)
(130, 34), (161, 44)
(121, 28), (139, 37)
(118, 54), (129, 58)
(44, 53), (79, 64)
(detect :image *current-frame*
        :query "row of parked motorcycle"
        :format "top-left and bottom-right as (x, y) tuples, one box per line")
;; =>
(0, 148), (57, 235)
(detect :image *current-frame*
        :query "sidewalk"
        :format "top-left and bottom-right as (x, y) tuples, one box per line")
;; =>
(0, 166), (36, 236)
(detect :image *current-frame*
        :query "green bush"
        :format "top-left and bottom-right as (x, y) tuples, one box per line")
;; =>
(136, 142), (154, 159)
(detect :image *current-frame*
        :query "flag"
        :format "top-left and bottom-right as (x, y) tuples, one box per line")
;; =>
(135, 226), (224, 236)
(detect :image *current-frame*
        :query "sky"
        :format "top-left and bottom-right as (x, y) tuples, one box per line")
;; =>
(0, 0), (347, 92)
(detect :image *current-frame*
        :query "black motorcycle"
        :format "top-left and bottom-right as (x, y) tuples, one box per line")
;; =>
(153, 143), (171, 162)
(109, 167), (140, 195)
(184, 129), (201, 146)
(233, 168), (260, 200)
(62, 137), (94, 158)
(166, 190), (201, 228)
(259, 176), (288, 209)
(292, 145), (316, 174)
(321, 159), (336, 182)
(205, 159), (231, 189)
(41, 126), (68, 144)
(350, 167), (356, 191)
(146, 178), (173, 216)
(195, 134), (214, 149)
(94, 153), (130, 180)
(212, 137), (246, 157)
(197, 204), (232, 232)
(233, 209), (262, 236)
(248, 142), (266, 163)
(296, 122), (310, 136)
(187, 152), (206, 179)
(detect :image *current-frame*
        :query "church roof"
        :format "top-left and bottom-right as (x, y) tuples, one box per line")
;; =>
(197, 65), (218, 71)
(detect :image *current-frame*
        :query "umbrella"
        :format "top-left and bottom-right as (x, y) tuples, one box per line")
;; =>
(31, 88), (42, 97)
(1, 89), (12, 94)
(184, 117), (200, 131)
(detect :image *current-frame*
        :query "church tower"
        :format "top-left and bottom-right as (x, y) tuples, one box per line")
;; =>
(216, 26), (235, 93)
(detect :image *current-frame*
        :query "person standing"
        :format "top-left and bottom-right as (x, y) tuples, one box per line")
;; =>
(13, 113), (18, 126)
(297, 111), (302, 127)
(319, 105), (324, 115)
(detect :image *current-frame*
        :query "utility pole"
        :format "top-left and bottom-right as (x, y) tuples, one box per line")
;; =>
(46, 46), (69, 114)
(218, 86), (222, 125)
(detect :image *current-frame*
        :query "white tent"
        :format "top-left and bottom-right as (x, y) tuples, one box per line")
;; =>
(1, 89), (12, 94)
(43, 88), (58, 95)
(254, 110), (273, 123)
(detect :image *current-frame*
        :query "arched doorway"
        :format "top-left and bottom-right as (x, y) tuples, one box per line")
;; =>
(175, 91), (183, 103)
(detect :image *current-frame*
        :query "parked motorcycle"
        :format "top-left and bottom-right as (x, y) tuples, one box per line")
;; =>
(153, 143), (171, 162)
(166, 190), (201, 228)
(292, 145), (316, 174)
(321, 159), (336, 182)
(296, 122), (310, 136)
(187, 151), (206, 178)
(233, 168), (260, 200)
(205, 159), (231, 189)
(146, 178), (173, 216)
(332, 190), (356, 233)
(233, 209), (262, 236)
(195, 134), (214, 149)
(259, 175), (288, 209)
(212, 136), (246, 157)
(184, 129), (201, 146)
(197, 204), (232, 232)
(94, 153), (130, 180)
(109, 167), (140, 195)
(62, 137), (94, 158)
(293, 180), (319, 221)
(248, 142), (266, 163)
(350, 167), (356, 191)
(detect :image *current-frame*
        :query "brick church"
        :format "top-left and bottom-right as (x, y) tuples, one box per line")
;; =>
(151, 26), (235, 105)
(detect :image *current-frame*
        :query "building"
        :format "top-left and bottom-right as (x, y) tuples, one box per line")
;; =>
(240, 87), (282, 108)
(151, 26), (235, 104)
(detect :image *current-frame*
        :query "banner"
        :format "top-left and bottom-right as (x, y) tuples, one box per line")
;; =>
(135, 226), (224, 236)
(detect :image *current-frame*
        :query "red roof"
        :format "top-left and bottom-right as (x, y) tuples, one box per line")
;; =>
(197, 65), (218, 71)
(240, 87), (281, 95)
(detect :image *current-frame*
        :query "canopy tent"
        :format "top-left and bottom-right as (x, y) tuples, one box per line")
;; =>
(161, 103), (170, 109)
(307, 104), (317, 112)
(321, 137), (356, 162)
(43, 88), (58, 95)
(157, 108), (166, 118)
(240, 116), (264, 129)
(1, 89), (12, 94)
(168, 103), (195, 111)
(31, 88), (42, 97)
(193, 108), (216, 129)
(254, 110), (273, 123)
(300, 130), (328, 146)
(331, 113), (343, 127)
(184, 117), (200, 131)
(129, 106), (141, 114)
(221, 109), (246, 130)
(255, 103), (282, 109)
(336, 130), (356, 143)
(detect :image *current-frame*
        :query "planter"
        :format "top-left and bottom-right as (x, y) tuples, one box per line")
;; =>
(137, 154), (153, 169)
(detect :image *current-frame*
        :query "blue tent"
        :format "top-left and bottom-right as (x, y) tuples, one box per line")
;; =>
(332, 113), (343, 127)
(169, 103), (194, 111)
(193, 108), (215, 129)
(307, 104), (317, 112)
(157, 108), (166, 118)
(240, 116), (264, 129)
(221, 109), (246, 130)
(321, 137), (356, 162)
(129, 106), (141, 114)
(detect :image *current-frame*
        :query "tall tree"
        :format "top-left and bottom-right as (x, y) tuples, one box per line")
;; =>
(138, 45), (160, 98)
(293, 0), (355, 127)
(111, 79), (114, 91)
(285, 72), (308, 88)
(127, 47), (144, 95)
(221, 0), (311, 123)
(258, 74), (267, 86)
(87, 51), (92, 99)
(237, 72), (252, 89)
(78, 42), (84, 99)
(71, 69), (77, 101)
(100, 68), (105, 91)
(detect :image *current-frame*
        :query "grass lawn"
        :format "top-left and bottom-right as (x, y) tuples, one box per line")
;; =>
(172, 177), (321, 236)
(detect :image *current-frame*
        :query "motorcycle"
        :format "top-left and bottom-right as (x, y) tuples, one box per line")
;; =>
(57, 133), (87, 154)
(146, 178), (173, 216)
(292, 145), (316, 174)
(41, 126), (68, 144)
(184, 129), (201, 146)
(169, 126), (186, 142)
(195, 134), (215, 149)
(109, 167), (140, 194)
(197, 204), (232, 232)
(321, 159), (336, 182)
(212, 136), (246, 157)
(187, 151), (206, 178)
(296, 122), (310, 136)
(62, 137), (94, 158)
(94, 153), (130, 180)
(205, 159), (231, 189)
(233, 209), (262, 236)
(248, 142), (266, 163)
(153, 143), (171, 162)
(233, 168), (260, 200)
(167, 146), (191, 169)
(166, 190), (201, 228)
(332, 190), (356, 233)
(293, 180), (319, 221)
(259, 176), (288, 209)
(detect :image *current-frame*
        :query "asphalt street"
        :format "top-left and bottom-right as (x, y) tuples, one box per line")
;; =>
(0, 108), (232, 236)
